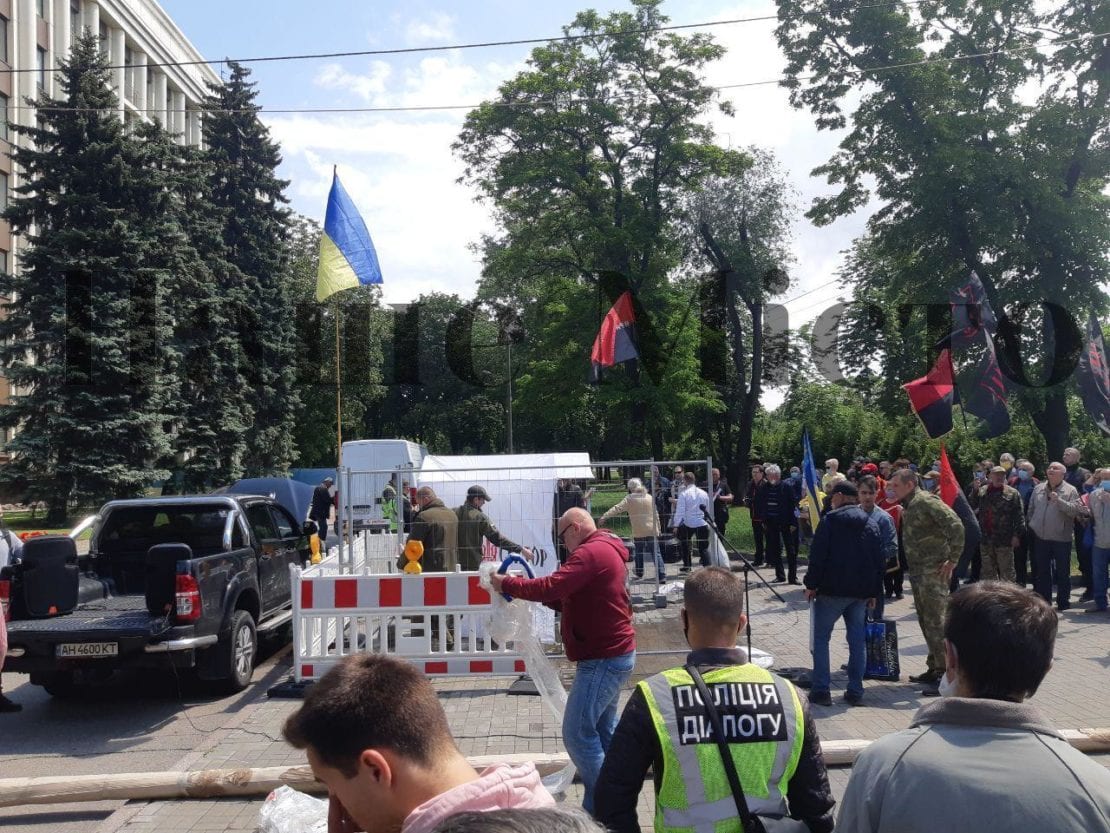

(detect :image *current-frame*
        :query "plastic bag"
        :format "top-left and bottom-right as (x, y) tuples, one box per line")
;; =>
(708, 533), (730, 568)
(478, 561), (577, 795)
(479, 562), (531, 644)
(258, 786), (328, 833)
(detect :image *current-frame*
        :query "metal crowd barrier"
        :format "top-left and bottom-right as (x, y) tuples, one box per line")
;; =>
(290, 562), (525, 683)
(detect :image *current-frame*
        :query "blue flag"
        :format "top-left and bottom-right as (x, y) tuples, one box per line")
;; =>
(802, 429), (822, 530)
(316, 170), (383, 302)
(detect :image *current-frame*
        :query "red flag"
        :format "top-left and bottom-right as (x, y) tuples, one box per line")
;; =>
(590, 291), (640, 383)
(938, 445), (960, 508)
(903, 349), (955, 438)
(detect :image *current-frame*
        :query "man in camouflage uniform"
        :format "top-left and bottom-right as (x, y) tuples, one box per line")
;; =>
(890, 469), (964, 693)
(971, 466), (1027, 582)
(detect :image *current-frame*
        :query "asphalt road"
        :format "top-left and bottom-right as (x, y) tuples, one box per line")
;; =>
(0, 633), (293, 833)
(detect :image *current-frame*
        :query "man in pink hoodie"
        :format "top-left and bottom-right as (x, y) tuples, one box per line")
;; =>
(283, 654), (554, 833)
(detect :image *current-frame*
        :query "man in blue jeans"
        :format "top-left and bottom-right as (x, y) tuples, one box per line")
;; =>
(804, 482), (884, 707)
(490, 507), (636, 814)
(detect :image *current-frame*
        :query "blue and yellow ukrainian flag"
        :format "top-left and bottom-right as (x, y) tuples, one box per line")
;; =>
(802, 429), (823, 530)
(315, 170), (383, 302)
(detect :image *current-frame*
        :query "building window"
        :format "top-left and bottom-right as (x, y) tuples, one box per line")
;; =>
(0, 250), (7, 276)
(71, 1), (81, 37)
(36, 48), (47, 94)
(0, 173), (8, 212)
(0, 16), (8, 65)
(37, 0), (46, 19)
(0, 94), (8, 142)
(99, 22), (108, 54)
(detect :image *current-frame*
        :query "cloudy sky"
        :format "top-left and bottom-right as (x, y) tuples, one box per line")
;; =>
(161, 0), (865, 401)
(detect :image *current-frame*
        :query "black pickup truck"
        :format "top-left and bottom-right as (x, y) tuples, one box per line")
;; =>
(0, 495), (308, 696)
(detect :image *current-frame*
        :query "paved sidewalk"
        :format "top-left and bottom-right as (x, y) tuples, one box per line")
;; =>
(71, 574), (1110, 833)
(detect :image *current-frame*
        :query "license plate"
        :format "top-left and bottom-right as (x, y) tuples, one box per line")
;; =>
(56, 642), (119, 659)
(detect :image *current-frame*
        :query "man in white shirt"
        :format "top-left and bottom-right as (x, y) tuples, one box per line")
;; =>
(671, 472), (710, 573)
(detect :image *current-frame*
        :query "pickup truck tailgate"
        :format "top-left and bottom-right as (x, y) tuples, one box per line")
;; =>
(5, 596), (159, 660)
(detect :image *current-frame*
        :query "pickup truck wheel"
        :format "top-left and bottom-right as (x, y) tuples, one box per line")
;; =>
(40, 671), (79, 699)
(225, 610), (258, 692)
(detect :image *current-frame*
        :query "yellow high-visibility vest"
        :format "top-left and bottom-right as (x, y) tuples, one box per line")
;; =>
(640, 664), (805, 833)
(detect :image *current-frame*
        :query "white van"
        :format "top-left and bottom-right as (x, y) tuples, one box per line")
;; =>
(340, 439), (426, 531)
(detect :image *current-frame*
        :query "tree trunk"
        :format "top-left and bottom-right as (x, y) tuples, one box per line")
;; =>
(1040, 391), (1071, 461)
(734, 299), (762, 501)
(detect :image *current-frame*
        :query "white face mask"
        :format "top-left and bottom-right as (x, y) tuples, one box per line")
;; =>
(938, 669), (958, 697)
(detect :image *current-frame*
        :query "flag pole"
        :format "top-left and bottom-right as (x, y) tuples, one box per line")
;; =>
(331, 164), (344, 472)
(335, 296), (343, 469)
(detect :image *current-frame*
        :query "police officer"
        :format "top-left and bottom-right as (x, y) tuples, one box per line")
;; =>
(594, 566), (834, 833)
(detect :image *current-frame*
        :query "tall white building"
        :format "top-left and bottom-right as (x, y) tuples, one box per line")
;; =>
(0, 0), (221, 417)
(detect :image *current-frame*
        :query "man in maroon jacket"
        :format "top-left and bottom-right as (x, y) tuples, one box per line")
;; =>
(489, 507), (636, 815)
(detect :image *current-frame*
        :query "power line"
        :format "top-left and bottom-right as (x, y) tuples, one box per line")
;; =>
(10, 28), (1102, 117)
(777, 284), (836, 306)
(10, 0), (933, 76)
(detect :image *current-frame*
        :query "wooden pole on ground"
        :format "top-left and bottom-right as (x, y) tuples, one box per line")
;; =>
(3, 732), (1110, 807)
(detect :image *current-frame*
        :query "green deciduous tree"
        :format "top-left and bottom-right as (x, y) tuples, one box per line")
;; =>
(455, 0), (730, 457)
(683, 147), (799, 488)
(775, 0), (1110, 459)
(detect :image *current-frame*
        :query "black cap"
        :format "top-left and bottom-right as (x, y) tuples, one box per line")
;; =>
(467, 485), (492, 501)
(830, 482), (859, 498)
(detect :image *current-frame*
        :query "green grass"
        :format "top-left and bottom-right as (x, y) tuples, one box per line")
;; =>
(589, 487), (761, 555)
(1, 509), (91, 537)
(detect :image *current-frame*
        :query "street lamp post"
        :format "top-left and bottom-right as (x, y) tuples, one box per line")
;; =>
(506, 341), (514, 453)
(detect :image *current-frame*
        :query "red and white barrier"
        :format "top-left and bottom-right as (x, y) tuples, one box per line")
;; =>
(291, 565), (526, 683)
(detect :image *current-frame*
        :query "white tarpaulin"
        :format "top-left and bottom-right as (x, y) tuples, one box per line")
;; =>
(418, 452), (594, 643)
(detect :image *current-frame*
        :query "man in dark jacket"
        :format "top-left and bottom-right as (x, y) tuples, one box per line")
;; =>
(711, 467), (734, 536)
(455, 485), (532, 570)
(554, 479), (586, 564)
(804, 482), (884, 707)
(754, 464), (800, 583)
(310, 477), (334, 544)
(595, 566), (834, 833)
(490, 508), (635, 815)
(404, 486), (458, 572)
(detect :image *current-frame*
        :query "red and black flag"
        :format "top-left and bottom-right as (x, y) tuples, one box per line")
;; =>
(590, 290), (640, 383)
(963, 333), (1011, 438)
(946, 271), (998, 349)
(1078, 312), (1110, 437)
(903, 349), (956, 439)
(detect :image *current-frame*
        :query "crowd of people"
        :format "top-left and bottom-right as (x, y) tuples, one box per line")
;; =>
(283, 449), (1110, 831)
(285, 575), (1110, 833)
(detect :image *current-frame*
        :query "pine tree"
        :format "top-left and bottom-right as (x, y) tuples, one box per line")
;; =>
(0, 34), (174, 521)
(131, 123), (251, 492)
(202, 61), (298, 477)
